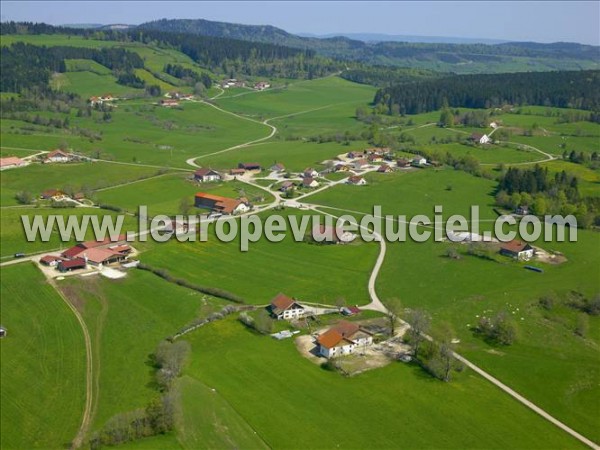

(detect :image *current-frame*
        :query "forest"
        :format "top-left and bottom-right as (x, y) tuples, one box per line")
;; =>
(374, 70), (600, 116)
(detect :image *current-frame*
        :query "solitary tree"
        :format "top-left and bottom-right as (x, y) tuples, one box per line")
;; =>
(407, 309), (430, 358)
(385, 297), (403, 336)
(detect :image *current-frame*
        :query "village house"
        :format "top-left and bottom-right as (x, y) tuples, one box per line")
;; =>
(279, 181), (295, 192)
(160, 99), (179, 107)
(347, 150), (364, 159)
(470, 133), (491, 144)
(44, 149), (72, 163)
(254, 81), (271, 90)
(238, 162), (262, 172)
(353, 159), (369, 170)
(367, 154), (383, 163)
(40, 189), (65, 200)
(334, 164), (350, 172)
(229, 168), (246, 176)
(311, 224), (355, 244)
(411, 156), (427, 166)
(60, 237), (129, 267)
(194, 168), (222, 183)
(194, 192), (250, 215)
(396, 158), (411, 168)
(346, 175), (367, 186)
(58, 258), (87, 273)
(40, 255), (64, 267)
(499, 240), (535, 260)
(377, 164), (393, 173)
(515, 205), (530, 215)
(268, 293), (305, 320)
(270, 163), (286, 172)
(317, 321), (374, 358)
(0, 157), (26, 170)
(302, 177), (319, 188)
(221, 79), (245, 88)
(303, 168), (319, 178)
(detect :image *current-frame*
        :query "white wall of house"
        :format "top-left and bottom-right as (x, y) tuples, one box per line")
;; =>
(278, 307), (305, 320)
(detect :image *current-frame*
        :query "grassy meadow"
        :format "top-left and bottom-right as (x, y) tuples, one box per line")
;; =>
(0, 263), (86, 449)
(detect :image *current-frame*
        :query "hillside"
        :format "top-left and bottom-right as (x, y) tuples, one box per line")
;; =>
(138, 18), (600, 74)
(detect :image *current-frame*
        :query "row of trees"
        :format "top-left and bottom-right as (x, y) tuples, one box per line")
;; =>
(374, 70), (600, 116)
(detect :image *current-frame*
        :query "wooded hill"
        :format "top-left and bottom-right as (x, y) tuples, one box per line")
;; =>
(373, 70), (600, 115)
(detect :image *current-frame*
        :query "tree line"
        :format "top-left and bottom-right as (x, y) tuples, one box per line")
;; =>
(373, 70), (600, 117)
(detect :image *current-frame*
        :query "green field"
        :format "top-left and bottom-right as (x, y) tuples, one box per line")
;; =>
(0, 263), (86, 449)
(1, 161), (163, 206)
(57, 269), (228, 432)
(179, 317), (584, 449)
(96, 175), (274, 216)
(141, 209), (378, 306)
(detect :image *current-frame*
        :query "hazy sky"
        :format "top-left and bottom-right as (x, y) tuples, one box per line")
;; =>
(2, 1), (599, 45)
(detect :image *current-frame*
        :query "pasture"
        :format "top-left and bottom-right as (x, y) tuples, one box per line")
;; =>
(0, 263), (86, 449)
(179, 317), (584, 449)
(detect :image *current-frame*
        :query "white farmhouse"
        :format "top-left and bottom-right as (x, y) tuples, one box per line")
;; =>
(268, 293), (305, 320)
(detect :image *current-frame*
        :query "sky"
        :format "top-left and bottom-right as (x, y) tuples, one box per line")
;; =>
(1, 1), (599, 45)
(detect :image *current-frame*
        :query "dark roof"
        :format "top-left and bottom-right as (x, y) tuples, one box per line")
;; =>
(501, 240), (533, 253)
(59, 258), (86, 269)
(194, 168), (220, 177)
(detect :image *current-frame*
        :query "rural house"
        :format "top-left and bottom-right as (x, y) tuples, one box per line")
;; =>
(268, 293), (305, 320)
(194, 192), (250, 215)
(499, 240), (535, 260)
(303, 168), (319, 178)
(254, 81), (271, 90)
(412, 156), (427, 166)
(238, 162), (262, 172)
(302, 177), (319, 188)
(346, 175), (367, 186)
(40, 255), (64, 267)
(194, 168), (222, 183)
(160, 99), (179, 107)
(40, 189), (65, 200)
(377, 164), (393, 173)
(317, 321), (374, 358)
(470, 133), (491, 144)
(279, 181), (295, 192)
(229, 168), (246, 176)
(270, 163), (286, 172)
(44, 149), (72, 163)
(353, 159), (369, 170)
(396, 158), (411, 168)
(0, 157), (26, 170)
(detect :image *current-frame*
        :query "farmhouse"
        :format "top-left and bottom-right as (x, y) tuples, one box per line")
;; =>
(412, 156), (427, 166)
(40, 189), (65, 200)
(0, 156), (26, 170)
(377, 164), (393, 173)
(268, 293), (305, 320)
(500, 240), (535, 260)
(334, 164), (350, 172)
(317, 321), (374, 358)
(367, 154), (383, 163)
(270, 163), (286, 172)
(279, 181), (295, 192)
(61, 236), (127, 259)
(238, 162), (262, 172)
(254, 81), (271, 90)
(353, 159), (369, 170)
(194, 168), (222, 183)
(44, 149), (72, 163)
(229, 168), (246, 176)
(160, 99), (179, 107)
(303, 168), (319, 178)
(347, 175), (367, 186)
(347, 151), (364, 159)
(311, 224), (355, 244)
(396, 158), (411, 168)
(40, 255), (64, 267)
(471, 133), (491, 144)
(302, 177), (319, 188)
(515, 205), (529, 215)
(194, 192), (250, 215)
(58, 258), (87, 272)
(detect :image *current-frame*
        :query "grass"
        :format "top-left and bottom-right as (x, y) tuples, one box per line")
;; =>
(0, 263), (86, 449)
(96, 175), (273, 216)
(0, 161), (163, 206)
(57, 269), (228, 432)
(62, 71), (144, 98)
(180, 317), (584, 449)
(141, 209), (378, 306)
(175, 376), (269, 450)
(0, 207), (138, 259)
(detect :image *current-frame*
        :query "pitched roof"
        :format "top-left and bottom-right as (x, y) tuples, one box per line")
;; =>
(270, 293), (296, 311)
(333, 320), (360, 338)
(59, 258), (87, 269)
(0, 157), (24, 167)
(40, 255), (63, 264)
(316, 329), (347, 349)
(347, 175), (364, 184)
(471, 133), (484, 140)
(79, 247), (122, 264)
(302, 177), (317, 187)
(195, 192), (244, 214)
(194, 168), (220, 177)
(501, 240), (533, 253)
(378, 164), (391, 172)
(46, 149), (70, 159)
